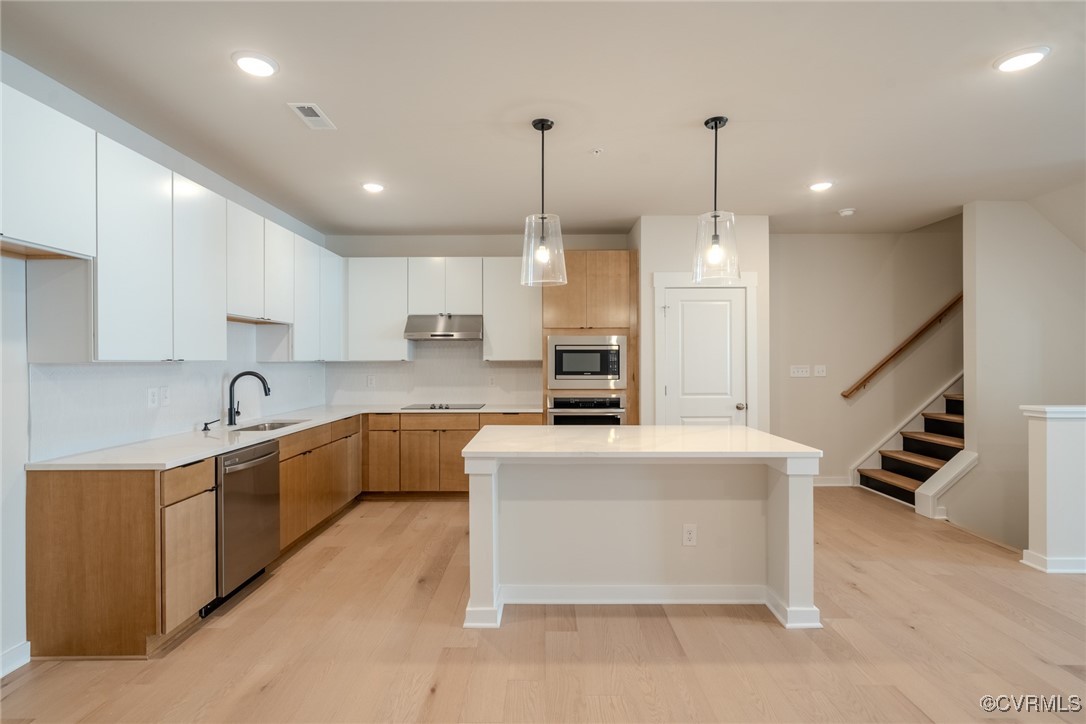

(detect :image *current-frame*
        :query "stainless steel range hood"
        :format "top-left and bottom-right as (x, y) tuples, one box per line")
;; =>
(403, 314), (484, 340)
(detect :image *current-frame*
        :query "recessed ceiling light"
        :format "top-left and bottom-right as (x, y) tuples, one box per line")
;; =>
(362, 183), (384, 193)
(838, 208), (856, 217)
(809, 181), (833, 192)
(994, 46), (1050, 72)
(232, 51), (279, 77)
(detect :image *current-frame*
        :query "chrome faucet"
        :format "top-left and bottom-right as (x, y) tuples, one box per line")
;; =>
(227, 371), (271, 426)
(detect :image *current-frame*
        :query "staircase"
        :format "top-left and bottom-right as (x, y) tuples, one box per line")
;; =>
(858, 393), (964, 506)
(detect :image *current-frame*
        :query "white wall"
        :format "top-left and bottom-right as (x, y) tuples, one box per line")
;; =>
(1, 257), (31, 675)
(29, 323), (326, 462)
(632, 215), (771, 429)
(326, 342), (541, 407)
(770, 219), (964, 482)
(325, 233), (627, 258)
(943, 200), (1085, 548)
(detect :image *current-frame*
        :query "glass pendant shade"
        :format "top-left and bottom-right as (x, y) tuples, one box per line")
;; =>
(521, 213), (567, 286)
(692, 210), (740, 283)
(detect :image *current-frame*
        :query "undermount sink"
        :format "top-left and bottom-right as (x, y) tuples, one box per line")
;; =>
(234, 420), (308, 432)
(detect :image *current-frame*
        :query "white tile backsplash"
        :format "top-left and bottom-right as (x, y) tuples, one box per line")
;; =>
(326, 341), (542, 407)
(28, 323), (325, 461)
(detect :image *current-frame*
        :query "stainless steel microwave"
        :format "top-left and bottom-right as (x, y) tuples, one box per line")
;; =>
(547, 335), (627, 390)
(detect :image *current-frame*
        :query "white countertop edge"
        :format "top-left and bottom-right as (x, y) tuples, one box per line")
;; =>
(26, 404), (544, 471)
(1019, 405), (1086, 419)
(462, 450), (822, 459)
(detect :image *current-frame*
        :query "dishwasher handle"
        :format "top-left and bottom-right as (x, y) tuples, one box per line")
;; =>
(221, 450), (279, 474)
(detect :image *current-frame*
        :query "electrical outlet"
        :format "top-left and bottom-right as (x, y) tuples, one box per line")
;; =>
(488, 376), (496, 387)
(147, 387), (159, 409)
(790, 365), (811, 378)
(366, 375), (376, 389)
(813, 365), (827, 378)
(683, 523), (697, 547)
(159, 386), (171, 406)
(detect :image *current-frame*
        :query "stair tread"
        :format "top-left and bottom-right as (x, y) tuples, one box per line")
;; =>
(923, 412), (965, 423)
(880, 449), (946, 470)
(901, 430), (965, 448)
(859, 468), (922, 492)
(943, 393), (964, 401)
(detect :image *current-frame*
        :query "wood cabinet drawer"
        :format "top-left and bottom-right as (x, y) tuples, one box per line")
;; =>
(368, 413), (400, 430)
(400, 413), (479, 431)
(479, 413), (543, 427)
(161, 489), (216, 634)
(330, 415), (360, 441)
(160, 458), (215, 506)
(279, 424), (332, 460)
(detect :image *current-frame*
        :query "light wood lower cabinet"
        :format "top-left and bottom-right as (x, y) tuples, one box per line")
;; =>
(280, 453), (308, 549)
(280, 417), (362, 549)
(438, 429), (477, 491)
(161, 490), (216, 634)
(28, 463), (217, 657)
(367, 429), (401, 491)
(400, 430), (440, 491)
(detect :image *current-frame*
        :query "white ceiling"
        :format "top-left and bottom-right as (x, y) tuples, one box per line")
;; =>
(3, 1), (1083, 236)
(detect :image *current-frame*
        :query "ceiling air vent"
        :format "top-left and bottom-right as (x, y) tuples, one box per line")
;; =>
(287, 103), (336, 130)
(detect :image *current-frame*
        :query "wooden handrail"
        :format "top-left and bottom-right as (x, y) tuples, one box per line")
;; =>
(841, 292), (963, 399)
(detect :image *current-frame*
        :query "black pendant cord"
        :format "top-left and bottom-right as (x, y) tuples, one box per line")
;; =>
(541, 126), (546, 216)
(712, 122), (719, 214)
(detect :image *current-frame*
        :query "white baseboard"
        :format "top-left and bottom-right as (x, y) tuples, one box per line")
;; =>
(1021, 550), (1086, 574)
(2, 640), (30, 677)
(499, 583), (767, 605)
(463, 605), (503, 628)
(814, 476), (851, 487)
(765, 589), (822, 629)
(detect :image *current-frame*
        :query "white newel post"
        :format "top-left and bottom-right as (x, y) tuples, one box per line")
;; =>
(1020, 406), (1086, 574)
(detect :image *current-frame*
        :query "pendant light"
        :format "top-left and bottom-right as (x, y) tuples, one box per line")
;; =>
(693, 116), (740, 283)
(521, 118), (567, 286)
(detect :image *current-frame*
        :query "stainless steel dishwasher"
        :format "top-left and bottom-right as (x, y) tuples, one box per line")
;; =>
(217, 440), (280, 598)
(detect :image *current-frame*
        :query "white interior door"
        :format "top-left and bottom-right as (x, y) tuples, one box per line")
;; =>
(663, 287), (746, 425)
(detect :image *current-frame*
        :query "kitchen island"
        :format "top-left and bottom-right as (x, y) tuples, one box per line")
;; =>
(461, 425), (822, 629)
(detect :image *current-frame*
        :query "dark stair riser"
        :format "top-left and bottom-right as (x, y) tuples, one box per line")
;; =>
(859, 474), (916, 506)
(945, 398), (964, 415)
(924, 417), (964, 438)
(880, 455), (937, 483)
(903, 436), (960, 461)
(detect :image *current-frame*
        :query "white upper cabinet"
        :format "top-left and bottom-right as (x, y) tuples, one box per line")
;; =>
(263, 220), (295, 324)
(446, 257), (483, 314)
(348, 257), (412, 361)
(320, 247), (346, 361)
(225, 201), (265, 319)
(1, 84), (96, 257)
(95, 135), (174, 361)
(408, 257), (482, 315)
(292, 236), (322, 361)
(482, 257), (542, 361)
(407, 257), (446, 315)
(173, 174), (227, 360)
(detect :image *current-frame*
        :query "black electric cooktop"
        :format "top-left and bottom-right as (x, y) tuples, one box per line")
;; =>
(401, 403), (486, 410)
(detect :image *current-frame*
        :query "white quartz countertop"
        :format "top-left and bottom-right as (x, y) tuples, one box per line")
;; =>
(26, 403), (543, 471)
(462, 425), (823, 459)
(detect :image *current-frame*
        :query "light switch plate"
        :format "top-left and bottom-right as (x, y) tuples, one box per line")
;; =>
(790, 365), (811, 378)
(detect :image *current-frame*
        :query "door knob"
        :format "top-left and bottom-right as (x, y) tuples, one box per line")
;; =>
(736, 403), (747, 410)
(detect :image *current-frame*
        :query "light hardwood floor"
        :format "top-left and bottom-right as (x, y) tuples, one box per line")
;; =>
(3, 488), (1084, 723)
